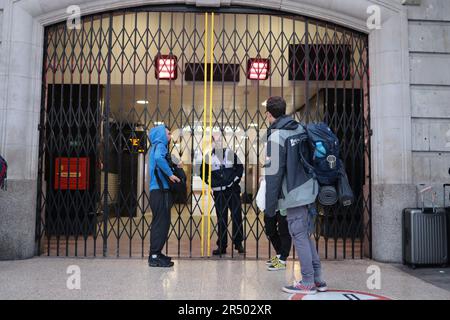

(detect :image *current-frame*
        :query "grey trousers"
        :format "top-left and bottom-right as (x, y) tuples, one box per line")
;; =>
(286, 205), (322, 284)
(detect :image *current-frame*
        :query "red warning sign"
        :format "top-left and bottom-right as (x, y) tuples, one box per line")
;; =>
(54, 157), (89, 190)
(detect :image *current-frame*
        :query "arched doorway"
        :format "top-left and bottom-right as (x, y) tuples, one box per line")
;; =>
(36, 5), (371, 259)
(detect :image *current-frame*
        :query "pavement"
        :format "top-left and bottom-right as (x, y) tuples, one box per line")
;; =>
(395, 264), (450, 293)
(0, 257), (450, 300)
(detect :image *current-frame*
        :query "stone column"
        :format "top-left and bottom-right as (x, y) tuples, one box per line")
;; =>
(0, 2), (43, 260)
(369, 8), (415, 263)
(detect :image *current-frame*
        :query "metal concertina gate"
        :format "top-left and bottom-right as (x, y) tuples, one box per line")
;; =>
(36, 5), (372, 259)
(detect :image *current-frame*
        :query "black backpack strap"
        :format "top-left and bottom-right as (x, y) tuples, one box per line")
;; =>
(298, 125), (317, 194)
(152, 142), (168, 191)
(298, 127), (315, 173)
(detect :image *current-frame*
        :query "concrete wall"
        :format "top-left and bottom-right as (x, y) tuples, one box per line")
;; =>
(0, 9), (3, 45)
(371, 0), (450, 263)
(0, 0), (6, 153)
(369, 2), (416, 263)
(407, 0), (450, 207)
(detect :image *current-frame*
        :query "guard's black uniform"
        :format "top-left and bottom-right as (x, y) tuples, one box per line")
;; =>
(201, 148), (244, 252)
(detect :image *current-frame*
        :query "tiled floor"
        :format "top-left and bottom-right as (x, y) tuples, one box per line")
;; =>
(1, 257), (449, 300)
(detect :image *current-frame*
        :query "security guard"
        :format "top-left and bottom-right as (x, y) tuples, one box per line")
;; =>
(201, 134), (245, 255)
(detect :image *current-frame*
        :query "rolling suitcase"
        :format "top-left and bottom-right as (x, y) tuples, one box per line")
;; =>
(402, 186), (448, 269)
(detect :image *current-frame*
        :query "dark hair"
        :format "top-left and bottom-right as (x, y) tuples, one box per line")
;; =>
(266, 96), (286, 119)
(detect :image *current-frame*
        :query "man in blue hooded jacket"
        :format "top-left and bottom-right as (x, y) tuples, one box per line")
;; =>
(148, 125), (180, 268)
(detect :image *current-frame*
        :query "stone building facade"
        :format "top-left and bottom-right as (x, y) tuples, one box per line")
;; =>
(0, 0), (449, 263)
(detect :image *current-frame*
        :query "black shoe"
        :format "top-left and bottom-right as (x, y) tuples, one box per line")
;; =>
(235, 244), (245, 254)
(212, 248), (227, 256)
(148, 256), (174, 268)
(159, 253), (172, 262)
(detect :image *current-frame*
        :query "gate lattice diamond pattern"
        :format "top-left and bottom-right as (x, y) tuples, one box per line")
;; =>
(36, 6), (371, 259)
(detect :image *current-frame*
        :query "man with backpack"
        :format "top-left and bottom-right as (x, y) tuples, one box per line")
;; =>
(264, 96), (328, 295)
(148, 125), (181, 268)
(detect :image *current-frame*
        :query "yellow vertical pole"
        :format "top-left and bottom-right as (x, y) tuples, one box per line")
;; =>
(207, 13), (215, 257)
(200, 12), (209, 258)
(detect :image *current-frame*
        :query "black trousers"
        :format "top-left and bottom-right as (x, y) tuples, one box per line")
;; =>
(213, 185), (244, 249)
(149, 190), (173, 256)
(264, 212), (291, 261)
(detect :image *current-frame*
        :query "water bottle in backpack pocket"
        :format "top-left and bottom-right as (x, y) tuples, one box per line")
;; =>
(314, 142), (326, 159)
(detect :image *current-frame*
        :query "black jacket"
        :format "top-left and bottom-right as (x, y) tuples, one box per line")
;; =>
(200, 148), (243, 192)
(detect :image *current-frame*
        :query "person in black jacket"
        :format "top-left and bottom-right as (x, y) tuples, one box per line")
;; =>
(264, 96), (327, 295)
(201, 134), (245, 255)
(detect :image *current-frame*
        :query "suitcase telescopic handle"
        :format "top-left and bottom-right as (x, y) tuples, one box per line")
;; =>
(431, 191), (437, 213)
(418, 185), (437, 213)
(444, 184), (450, 208)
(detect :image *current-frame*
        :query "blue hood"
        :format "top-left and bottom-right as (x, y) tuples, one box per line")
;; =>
(149, 125), (168, 146)
(148, 125), (173, 191)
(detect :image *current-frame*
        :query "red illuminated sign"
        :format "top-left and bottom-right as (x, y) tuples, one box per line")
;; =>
(54, 157), (90, 190)
(247, 58), (270, 80)
(155, 54), (178, 80)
